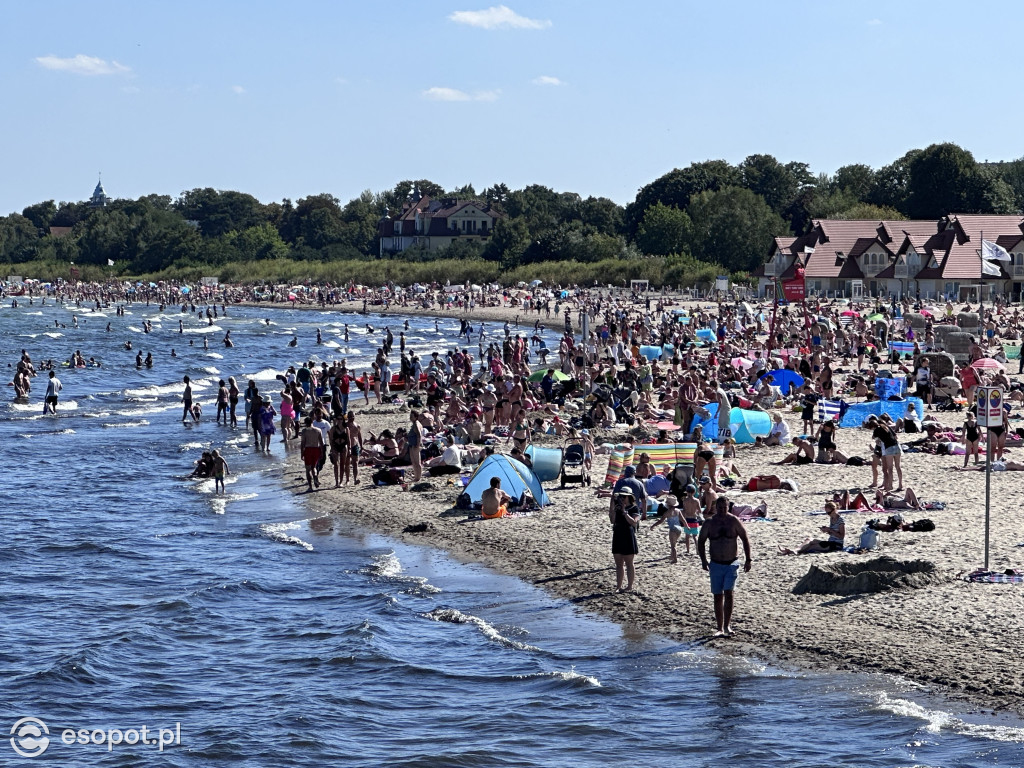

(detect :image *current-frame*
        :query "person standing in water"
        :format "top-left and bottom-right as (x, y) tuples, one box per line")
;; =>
(43, 371), (62, 415)
(211, 449), (229, 495)
(181, 375), (194, 423)
(697, 496), (753, 637)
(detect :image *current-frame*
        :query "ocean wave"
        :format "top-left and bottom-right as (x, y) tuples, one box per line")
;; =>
(874, 693), (1024, 743)
(183, 325), (223, 334)
(258, 522), (314, 551)
(43, 331), (63, 338)
(205, 352), (224, 359)
(424, 607), (541, 652)
(514, 668), (602, 688)
(10, 399), (79, 412)
(125, 377), (214, 398)
(247, 367), (285, 382)
(180, 441), (205, 451)
(101, 420), (150, 429)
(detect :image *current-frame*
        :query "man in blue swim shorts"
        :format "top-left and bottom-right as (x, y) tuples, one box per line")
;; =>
(698, 496), (753, 637)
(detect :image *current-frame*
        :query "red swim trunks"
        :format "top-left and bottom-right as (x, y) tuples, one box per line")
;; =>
(303, 447), (322, 467)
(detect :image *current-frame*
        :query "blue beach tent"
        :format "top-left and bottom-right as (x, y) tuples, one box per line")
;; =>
(728, 407), (772, 444)
(839, 398), (923, 428)
(759, 369), (804, 394)
(462, 454), (550, 506)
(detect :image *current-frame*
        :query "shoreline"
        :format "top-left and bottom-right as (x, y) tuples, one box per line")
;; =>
(279, 401), (1024, 718)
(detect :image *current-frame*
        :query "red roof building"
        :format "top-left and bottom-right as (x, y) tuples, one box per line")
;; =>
(378, 196), (504, 255)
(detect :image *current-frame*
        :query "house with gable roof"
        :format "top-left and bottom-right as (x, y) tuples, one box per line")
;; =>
(755, 215), (1024, 301)
(378, 195), (504, 256)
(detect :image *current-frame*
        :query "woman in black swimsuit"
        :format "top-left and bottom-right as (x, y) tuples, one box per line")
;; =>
(329, 415), (350, 486)
(962, 413), (981, 467)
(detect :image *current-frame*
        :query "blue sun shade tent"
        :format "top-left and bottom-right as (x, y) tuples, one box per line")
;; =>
(728, 407), (772, 443)
(759, 369), (804, 394)
(461, 454), (550, 506)
(690, 403), (771, 443)
(839, 398), (924, 428)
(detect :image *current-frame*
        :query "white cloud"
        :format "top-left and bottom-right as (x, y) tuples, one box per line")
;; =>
(532, 75), (563, 86)
(35, 54), (130, 76)
(232, 85), (246, 94)
(867, 18), (882, 25)
(423, 87), (499, 102)
(450, 5), (551, 30)
(424, 86), (471, 101)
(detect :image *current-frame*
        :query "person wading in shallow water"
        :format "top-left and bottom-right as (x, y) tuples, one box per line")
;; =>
(697, 496), (753, 637)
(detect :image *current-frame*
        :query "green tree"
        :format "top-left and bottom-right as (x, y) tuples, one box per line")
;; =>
(22, 201), (57, 235)
(174, 188), (267, 238)
(483, 217), (530, 269)
(831, 164), (875, 198)
(686, 186), (789, 272)
(577, 196), (624, 236)
(0, 214), (40, 263)
(635, 202), (691, 256)
(625, 160), (741, 235)
(739, 154), (799, 215)
(867, 150), (921, 214)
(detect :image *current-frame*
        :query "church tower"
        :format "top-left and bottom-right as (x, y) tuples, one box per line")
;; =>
(89, 175), (110, 208)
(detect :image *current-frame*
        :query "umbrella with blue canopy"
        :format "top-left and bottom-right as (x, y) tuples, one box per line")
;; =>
(759, 369), (804, 394)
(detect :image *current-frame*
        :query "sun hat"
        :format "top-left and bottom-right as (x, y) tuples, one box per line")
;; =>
(663, 496), (679, 508)
(615, 487), (635, 497)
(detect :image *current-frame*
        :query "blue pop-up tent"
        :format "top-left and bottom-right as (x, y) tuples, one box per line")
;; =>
(760, 369), (804, 394)
(839, 398), (923, 428)
(728, 407), (772, 443)
(461, 454), (550, 506)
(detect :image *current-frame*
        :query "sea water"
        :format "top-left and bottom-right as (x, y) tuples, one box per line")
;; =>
(1, 300), (1022, 767)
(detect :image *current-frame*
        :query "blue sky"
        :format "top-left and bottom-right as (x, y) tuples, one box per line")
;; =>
(3, 1), (1023, 216)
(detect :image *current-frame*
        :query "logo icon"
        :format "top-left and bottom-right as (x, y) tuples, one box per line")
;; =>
(10, 717), (50, 757)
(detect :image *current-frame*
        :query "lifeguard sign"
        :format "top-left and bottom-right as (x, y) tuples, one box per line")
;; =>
(977, 386), (1003, 428)
(782, 267), (806, 301)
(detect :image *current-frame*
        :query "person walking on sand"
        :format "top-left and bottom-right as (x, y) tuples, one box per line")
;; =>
(346, 411), (364, 485)
(407, 410), (423, 482)
(697, 496), (753, 637)
(211, 449), (229, 495)
(43, 370), (62, 415)
(299, 417), (325, 490)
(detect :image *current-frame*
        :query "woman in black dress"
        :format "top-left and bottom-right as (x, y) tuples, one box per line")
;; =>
(610, 488), (641, 592)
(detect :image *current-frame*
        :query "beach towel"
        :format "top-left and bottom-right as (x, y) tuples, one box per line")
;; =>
(888, 341), (916, 356)
(962, 569), (1023, 584)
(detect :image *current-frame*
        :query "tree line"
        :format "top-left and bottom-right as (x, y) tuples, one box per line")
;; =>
(2, 142), (1022, 285)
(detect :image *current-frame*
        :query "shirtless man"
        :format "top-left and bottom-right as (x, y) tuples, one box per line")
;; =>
(299, 417), (325, 490)
(346, 411), (364, 485)
(481, 477), (512, 519)
(697, 496), (753, 637)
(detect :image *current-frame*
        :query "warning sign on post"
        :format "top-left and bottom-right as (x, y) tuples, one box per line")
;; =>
(977, 386), (1003, 428)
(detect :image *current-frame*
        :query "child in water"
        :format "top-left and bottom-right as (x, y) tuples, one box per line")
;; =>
(211, 449), (229, 494)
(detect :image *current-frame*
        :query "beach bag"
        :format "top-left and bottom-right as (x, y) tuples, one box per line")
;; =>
(456, 492), (472, 510)
(859, 528), (880, 550)
(908, 519), (935, 532)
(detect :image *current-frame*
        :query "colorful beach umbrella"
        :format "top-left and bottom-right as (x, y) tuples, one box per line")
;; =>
(970, 358), (1004, 371)
(527, 369), (570, 382)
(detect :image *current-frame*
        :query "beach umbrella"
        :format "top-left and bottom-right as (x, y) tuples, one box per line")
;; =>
(527, 369), (570, 382)
(759, 369), (804, 393)
(180, 286), (191, 294)
(149, 282), (157, 287)
(730, 357), (754, 370)
(866, 313), (885, 322)
(970, 358), (1004, 371)
(530, 279), (543, 287)
(652, 421), (680, 432)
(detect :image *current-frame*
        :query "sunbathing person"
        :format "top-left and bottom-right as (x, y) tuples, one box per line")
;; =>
(776, 436), (814, 465)
(743, 474), (798, 492)
(876, 487), (922, 510)
(959, 460), (1024, 471)
(778, 503), (845, 555)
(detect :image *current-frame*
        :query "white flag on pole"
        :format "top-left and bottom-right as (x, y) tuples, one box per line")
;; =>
(982, 259), (1002, 276)
(107, 259), (115, 266)
(982, 239), (1011, 262)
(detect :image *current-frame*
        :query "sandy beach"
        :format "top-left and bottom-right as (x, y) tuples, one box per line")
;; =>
(282, 392), (1024, 716)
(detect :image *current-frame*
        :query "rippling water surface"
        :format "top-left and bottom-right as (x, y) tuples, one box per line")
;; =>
(1, 300), (1022, 766)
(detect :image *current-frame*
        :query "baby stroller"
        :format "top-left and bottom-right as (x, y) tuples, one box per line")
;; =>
(560, 441), (591, 488)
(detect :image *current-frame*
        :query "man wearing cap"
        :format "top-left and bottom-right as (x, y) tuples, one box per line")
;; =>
(698, 497), (753, 637)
